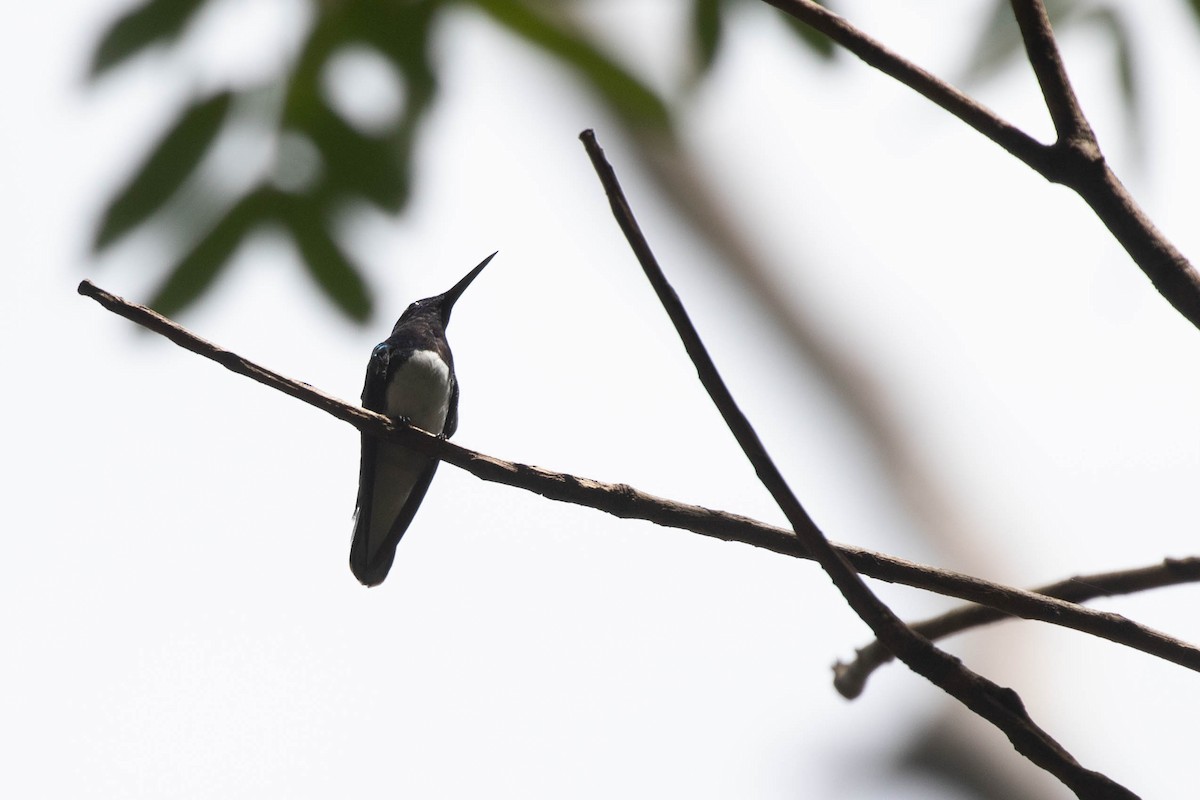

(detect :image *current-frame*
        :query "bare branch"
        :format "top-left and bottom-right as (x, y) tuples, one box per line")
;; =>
(578, 130), (1138, 799)
(835, 557), (1200, 699)
(1003, 0), (1200, 335)
(76, 278), (1200, 684)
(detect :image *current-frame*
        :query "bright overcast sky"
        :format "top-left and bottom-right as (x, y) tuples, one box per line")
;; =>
(5, 1), (1200, 798)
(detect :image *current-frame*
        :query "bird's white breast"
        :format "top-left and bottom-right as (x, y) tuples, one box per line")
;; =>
(385, 349), (452, 434)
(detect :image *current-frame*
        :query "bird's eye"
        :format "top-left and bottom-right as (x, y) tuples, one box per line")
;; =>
(372, 343), (390, 359)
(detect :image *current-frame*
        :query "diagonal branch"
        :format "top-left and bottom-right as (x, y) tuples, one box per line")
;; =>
(579, 129), (1137, 799)
(835, 556), (1200, 699)
(75, 278), (1200, 682)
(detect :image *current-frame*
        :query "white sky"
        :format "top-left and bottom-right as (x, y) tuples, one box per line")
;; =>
(4, 1), (1200, 798)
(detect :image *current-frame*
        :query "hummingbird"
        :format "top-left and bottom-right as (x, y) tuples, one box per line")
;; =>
(350, 252), (496, 586)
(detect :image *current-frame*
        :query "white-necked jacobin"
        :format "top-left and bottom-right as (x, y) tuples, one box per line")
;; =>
(350, 252), (496, 586)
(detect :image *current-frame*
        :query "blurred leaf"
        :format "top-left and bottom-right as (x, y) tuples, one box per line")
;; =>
(962, 0), (1082, 84)
(777, 0), (838, 60)
(149, 188), (275, 317)
(1081, 6), (1143, 157)
(93, 91), (233, 252)
(279, 195), (372, 322)
(281, 3), (444, 216)
(692, 0), (726, 76)
(962, 0), (1022, 82)
(1082, 7), (1137, 112)
(271, 1), (444, 317)
(1187, 0), (1200, 27)
(303, 101), (410, 212)
(279, 10), (344, 135)
(474, 0), (672, 130)
(896, 716), (1053, 800)
(98, 0), (674, 318)
(357, 0), (439, 105)
(359, 0), (440, 174)
(89, 0), (209, 78)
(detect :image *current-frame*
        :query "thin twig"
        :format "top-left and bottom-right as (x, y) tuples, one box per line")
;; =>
(75, 278), (1200, 683)
(761, 0), (1200, 333)
(578, 130), (1138, 799)
(835, 557), (1200, 699)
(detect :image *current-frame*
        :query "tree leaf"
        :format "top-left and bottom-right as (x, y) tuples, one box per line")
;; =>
(148, 188), (274, 317)
(356, 0), (439, 105)
(1081, 7), (1137, 113)
(692, 0), (726, 77)
(962, 0), (1082, 84)
(89, 0), (209, 78)
(281, 3), (442, 215)
(303, 102), (410, 212)
(360, 0), (440, 174)
(94, 91), (233, 252)
(1080, 5), (1143, 155)
(279, 195), (372, 322)
(475, 0), (672, 130)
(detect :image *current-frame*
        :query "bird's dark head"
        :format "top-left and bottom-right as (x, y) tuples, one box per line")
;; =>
(393, 251), (497, 332)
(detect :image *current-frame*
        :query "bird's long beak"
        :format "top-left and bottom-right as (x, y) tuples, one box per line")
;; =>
(439, 251), (497, 320)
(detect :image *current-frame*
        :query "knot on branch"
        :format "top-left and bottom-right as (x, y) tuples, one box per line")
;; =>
(989, 685), (1028, 717)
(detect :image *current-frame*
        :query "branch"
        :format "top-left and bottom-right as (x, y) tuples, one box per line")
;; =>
(761, 0), (1200, 334)
(835, 557), (1200, 699)
(76, 278), (1200, 684)
(1008, 0), (1095, 145)
(578, 130), (1138, 799)
(1005, 0), (1200, 339)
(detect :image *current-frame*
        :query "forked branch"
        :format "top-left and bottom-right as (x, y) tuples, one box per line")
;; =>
(760, 0), (1200, 332)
